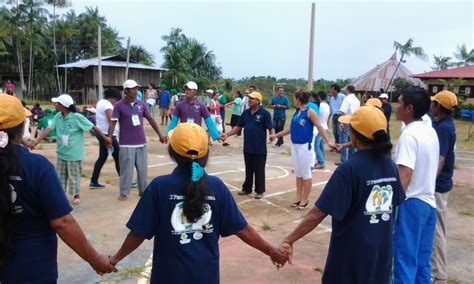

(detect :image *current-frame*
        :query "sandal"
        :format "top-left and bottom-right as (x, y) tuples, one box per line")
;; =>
(72, 197), (81, 205)
(297, 202), (309, 210)
(291, 201), (301, 208)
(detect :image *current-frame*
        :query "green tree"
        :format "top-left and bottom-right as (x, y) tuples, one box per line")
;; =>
(453, 44), (474, 67)
(431, 55), (452, 71)
(386, 38), (427, 97)
(392, 77), (414, 99)
(120, 44), (155, 65)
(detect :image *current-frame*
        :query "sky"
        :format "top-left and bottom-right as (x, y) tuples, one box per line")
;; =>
(62, 0), (473, 81)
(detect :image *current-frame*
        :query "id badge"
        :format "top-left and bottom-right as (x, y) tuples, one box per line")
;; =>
(132, 114), (141, 126)
(61, 135), (69, 146)
(187, 118), (195, 124)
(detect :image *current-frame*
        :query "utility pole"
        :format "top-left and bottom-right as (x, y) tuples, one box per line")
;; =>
(307, 3), (316, 91)
(98, 25), (103, 100)
(125, 36), (131, 81)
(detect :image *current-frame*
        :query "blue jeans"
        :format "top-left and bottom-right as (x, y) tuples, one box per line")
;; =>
(273, 117), (286, 146)
(332, 114), (341, 144)
(394, 198), (436, 284)
(339, 124), (355, 163)
(313, 133), (325, 165)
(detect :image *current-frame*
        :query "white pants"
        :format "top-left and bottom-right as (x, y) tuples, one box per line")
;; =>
(291, 143), (313, 180)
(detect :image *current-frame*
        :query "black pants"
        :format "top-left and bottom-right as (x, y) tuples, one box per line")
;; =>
(91, 135), (120, 183)
(242, 153), (267, 194)
(273, 117), (286, 146)
(220, 107), (226, 133)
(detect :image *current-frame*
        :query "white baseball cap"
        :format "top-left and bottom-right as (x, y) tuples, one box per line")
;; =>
(183, 81), (198, 91)
(51, 94), (74, 108)
(205, 89), (214, 94)
(123, 79), (139, 89)
(86, 107), (96, 114)
(379, 93), (389, 99)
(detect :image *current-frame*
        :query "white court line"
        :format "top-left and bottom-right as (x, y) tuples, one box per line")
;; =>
(137, 253), (153, 283)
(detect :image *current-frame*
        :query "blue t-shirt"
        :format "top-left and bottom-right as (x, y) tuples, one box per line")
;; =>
(237, 107), (273, 155)
(0, 146), (72, 283)
(329, 92), (345, 115)
(270, 95), (290, 119)
(315, 150), (405, 284)
(159, 91), (171, 108)
(126, 168), (248, 284)
(308, 101), (320, 115)
(290, 107), (313, 145)
(382, 103), (392, 123)
(433, 116), (456, 193)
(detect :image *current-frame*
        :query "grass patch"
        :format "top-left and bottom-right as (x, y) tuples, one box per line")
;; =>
(313, 267), (323, 274)
(261, 222), (272, 231)
(448, 278), (460, 284)
(117, 265), (147, 277)
(459, 210), (474, 217)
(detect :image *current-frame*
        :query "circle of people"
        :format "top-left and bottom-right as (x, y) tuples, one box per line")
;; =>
(0, 79), (457, 284)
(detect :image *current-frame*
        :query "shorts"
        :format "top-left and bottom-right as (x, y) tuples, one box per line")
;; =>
(159, 108), (168, 116)
(291, 143), (313, 180)
(230, 114), (241, 127)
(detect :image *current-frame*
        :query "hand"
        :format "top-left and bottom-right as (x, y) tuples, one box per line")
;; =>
(109, 254), (119, 267)
(219, 133), (228, 142)
(279, 242), (293, 265)
(104, 136), (112, 145)
(160, 136), (168, 144)
(269, 134), (277, 142)
(269, 245), (288, 270)
(326, 142), (337, 152)
(89, 253), (118, 275)
(29, 139), (38, 150)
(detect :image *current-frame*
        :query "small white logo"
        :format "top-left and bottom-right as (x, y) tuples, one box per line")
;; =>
(10, 184), (17, 203)
(179, 233), (191, 244)
(369, 214), (379, 224)
(193, 232), (203, 240)
(382, 213), (390, 222)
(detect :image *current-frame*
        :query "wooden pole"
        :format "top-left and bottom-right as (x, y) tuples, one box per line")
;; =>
(307, 3), (316, 92)
(98, 25), (103, 100)
(125, 36), (131, 81)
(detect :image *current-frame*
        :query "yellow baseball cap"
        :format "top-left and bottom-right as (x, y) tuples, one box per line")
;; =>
(169, 123), (208, 159)
(0, 93), (30, 130)
(431, 90), (458, 109)
(338, 106), (387, 141)
(248, 91), (262, 101)
(366, 98), (382, 108)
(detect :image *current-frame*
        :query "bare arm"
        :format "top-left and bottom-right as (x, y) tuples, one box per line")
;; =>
(146, 115), (164, 141)
(108, 120), (117, 138)
(92, 125), (110, 144)
(236, 225), (287, 264)
(274, 127), (291, 138)
(224, 126), (242, 138)
(33, 127), (52, 147)
(308, 109), (333, 148)
(397, 165), (413, 193)
(50, 214), (117, 274)
(109, 231), (145, 266)
(283, 207), (327, 245)
(437, 155), (445, 177)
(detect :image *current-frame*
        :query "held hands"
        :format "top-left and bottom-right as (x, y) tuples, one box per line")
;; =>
(269, 242), (293, 270)
(269, 134), (278, 143)
(160, 135), (168, 144)
(89, 253), (117, 276)
(219, 133), (228, 142)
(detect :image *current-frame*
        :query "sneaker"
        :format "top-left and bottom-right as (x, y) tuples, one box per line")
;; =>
(238, 190), (252, 196)
(255, 193), (264, 199)
(272, 144), (280, 148)
(117, 194), (128, 201)
(130, 181), (138, 188)
(314, 164), (325, 169)
(223, 142), (230, 146)
(335, 162), (342, 166)
(89, 182), (105, 189)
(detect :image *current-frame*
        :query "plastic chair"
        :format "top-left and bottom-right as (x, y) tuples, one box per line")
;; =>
(461, 109), (471, 120)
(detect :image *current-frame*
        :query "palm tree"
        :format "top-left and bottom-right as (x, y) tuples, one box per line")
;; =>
(56, 19), (79, 92)
(160, 28), (191, 86)
(431, 55), (452, 71)
(0, 7), (13, 57)
(187, 38), (221, 79)
(127, 45), (155, 65)
(453, 44), (474, 67)
(46, 0), (70, 94)
(386, 38), (427, 98)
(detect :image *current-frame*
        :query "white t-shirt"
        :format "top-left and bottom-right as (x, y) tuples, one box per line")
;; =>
(23, 117), (31, 140)
(240, 96), (249, 114)
(96, 99), (118, 136)
(394, 120), (439, 208)
(339, 93), (360, 115)
(400, 114), (432, 133)
(319, 102), (330, 130)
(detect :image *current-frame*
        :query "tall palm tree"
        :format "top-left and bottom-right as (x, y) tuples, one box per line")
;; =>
(386, 38), (427, 97)
(56, 19), (79, 92)
(453, 44), (474, 67)
(0, 7), (13, 57)
(431, 55), (452, 71)
(160, 28), (191, 86)
(187, 39), (221, 79)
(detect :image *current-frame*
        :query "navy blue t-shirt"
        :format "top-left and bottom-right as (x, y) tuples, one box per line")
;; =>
(382, 103), (392, 123)
(0, 145), (72, 283)
(433, 116), (456, 193)
(126, 167), (248, 284)
(315, 150), (405, 284)
(237, 107), (273, 155)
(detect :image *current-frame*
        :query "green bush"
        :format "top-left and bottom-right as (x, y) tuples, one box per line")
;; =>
(460, 103), (474, 110)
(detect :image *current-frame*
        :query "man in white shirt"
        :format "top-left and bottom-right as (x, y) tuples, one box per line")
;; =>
(89, 88), (122, 188)
(313, 91), (330, 169)
(393, 86), (439, 284)
(337, 85), (360, 164)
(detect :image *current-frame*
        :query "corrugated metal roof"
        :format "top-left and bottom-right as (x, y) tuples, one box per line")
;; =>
(351, 52), (424, 92)
(56, 55), (167, 71)
(412, 65), (474, 79)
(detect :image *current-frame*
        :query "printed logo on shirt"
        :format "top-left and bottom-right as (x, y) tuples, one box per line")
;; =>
(364, 184), (393, 224)
(299, 119), (306, 127)
(255, 115), (262, 122)
(10, 183), (17, 203)
(171, 201), (214, 241)
(180, 233), (191, 244)
(194, 105), (200, 112)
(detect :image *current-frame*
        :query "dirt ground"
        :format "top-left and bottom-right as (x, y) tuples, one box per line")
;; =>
(28, 118), (474, 284)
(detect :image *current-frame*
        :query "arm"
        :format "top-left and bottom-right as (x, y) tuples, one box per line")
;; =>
(437, 156), (445, 177)
(109, 231), (145, 266)
(204, 116), (221, 141)
(108, 120), (117, 138)
(397, 165), (413, 193)
(282, 206), (327, 245)
(33, 127), (52, 147)
(50, 214), (117, 274)
(236, 225), (287, 265)
(146, 115), (165, 142)
(92, 126), (111, 145)
(308, 109), (333, 148)
(166, 115), (179, 135)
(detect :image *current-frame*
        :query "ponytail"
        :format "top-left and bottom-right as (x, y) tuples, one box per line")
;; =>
(0, 124), (22, 270)
(168, 146), (209, 223)
(350, 126), (392, 156)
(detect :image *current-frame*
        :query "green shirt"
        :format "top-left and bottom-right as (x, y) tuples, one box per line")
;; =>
(232, 97), (242, 115)
(48, 112), (94, 161)
(218, 95), (227, 105)
(37, 116), (56, 137)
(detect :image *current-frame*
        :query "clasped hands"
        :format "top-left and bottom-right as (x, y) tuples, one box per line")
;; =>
(269, 241), (293, 270)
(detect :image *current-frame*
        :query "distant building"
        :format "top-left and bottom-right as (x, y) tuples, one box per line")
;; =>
(411, 65), (474, 98)
(57, 55), (167, 104)
(351, 52), (424, 96)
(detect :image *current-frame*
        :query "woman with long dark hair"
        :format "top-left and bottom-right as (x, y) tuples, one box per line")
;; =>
(110, 123), (287, 283)
(0, 94), (116, 283)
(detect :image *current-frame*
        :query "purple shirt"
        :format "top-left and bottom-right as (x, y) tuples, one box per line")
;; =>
(112, 99), (150, 146)
(174, 99), (210, 125)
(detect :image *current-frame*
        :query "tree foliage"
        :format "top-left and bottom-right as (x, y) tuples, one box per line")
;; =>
(431, 55), (452, 71)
